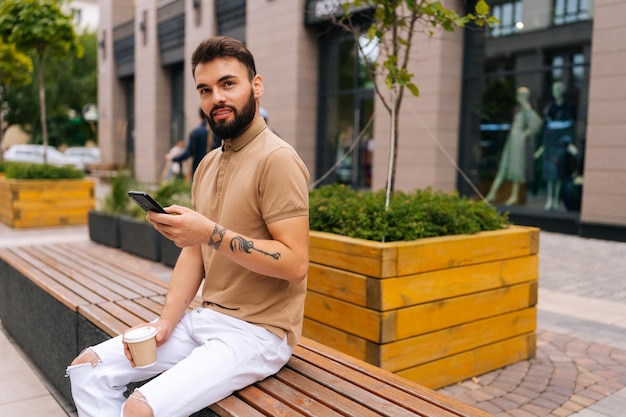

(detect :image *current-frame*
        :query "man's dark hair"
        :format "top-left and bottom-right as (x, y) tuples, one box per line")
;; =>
(191, 36), (256, 81)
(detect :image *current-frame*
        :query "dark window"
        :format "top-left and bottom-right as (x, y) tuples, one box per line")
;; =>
(215, 0), (246, 41)
(554, 0), (591, 25)
(490, 1), (523, 37)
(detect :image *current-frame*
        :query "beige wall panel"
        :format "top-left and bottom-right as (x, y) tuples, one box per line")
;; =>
(184, 0), (217, 141)
(97, 0), (133, 168)
(587, 99), (626, 123)
(582, 0), (626, 226)
(584, 123), (626, 146)
(581, 192), (626, 225)
(584, 147), (626, 171)
(247, 0), (317, 177)
(133, 0), (171, 183)
(583, 171), (626, 194)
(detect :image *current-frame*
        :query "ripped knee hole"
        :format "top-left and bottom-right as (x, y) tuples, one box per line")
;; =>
(71, 348), (101, 367)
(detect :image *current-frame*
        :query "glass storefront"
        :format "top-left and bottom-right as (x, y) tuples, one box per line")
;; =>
(459, 0), (592, 214)
(315, 30), (375, 190)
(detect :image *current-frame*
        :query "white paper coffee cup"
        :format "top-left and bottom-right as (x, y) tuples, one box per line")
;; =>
(124, 326), (158, 368)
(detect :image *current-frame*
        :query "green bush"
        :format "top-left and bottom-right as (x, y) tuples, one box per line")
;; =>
(101, 175), (192, 220)
(101, 174), (138, 216)
(309, 184), (510, 242)
(2, 161), (84, 179)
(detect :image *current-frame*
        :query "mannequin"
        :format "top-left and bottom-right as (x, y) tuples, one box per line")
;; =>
(486, 87), (542, 206)
(534, 81), (577, 210)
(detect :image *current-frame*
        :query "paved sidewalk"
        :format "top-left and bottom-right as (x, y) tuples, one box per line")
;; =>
(437, 231), (626, 417)
(1, 220), (625, 416)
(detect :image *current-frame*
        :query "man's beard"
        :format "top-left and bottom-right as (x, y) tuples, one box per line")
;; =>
(208, 90), (256, 139)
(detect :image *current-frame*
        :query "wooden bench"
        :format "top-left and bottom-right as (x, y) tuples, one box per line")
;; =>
(0, 240), (492, 417)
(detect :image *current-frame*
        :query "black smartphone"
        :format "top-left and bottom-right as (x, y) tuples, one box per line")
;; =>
(128, 191), (167, 213)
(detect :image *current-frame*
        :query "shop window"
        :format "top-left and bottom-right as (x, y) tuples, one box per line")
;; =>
(316, 31), (375, 190)
(553, 0), (591, 25)
(490, 1), (523, 37)
(215, 0), (246, 41)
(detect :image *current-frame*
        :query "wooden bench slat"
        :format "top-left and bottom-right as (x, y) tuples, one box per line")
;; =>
(78, 303), (141, 336)
(47, 244), (168, 297)
(65, 242), (171, 289)
(209, 394), (268, 417)
(235, 385), (307, 417)
(1, 247), (97, 309)
(285, 356), (432, 417)
(23, 245), (133, 301)
(296, 338), (492, 417)
(114, 299), (160, 323)
(133, 297), (166, 315)
(255, 376), (347, 417)
(272, 367), (382, 417)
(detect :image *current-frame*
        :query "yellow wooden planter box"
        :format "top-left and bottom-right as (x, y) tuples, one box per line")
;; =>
(0, 178), (95, 228)
(304, 226), (539, 389)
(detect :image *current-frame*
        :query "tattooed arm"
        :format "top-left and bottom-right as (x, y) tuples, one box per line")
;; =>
(147, 205), (309, 283)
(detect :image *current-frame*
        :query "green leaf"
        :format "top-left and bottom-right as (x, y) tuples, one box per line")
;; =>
(406, 83), (420, 97)
(476, 0), (491, 16)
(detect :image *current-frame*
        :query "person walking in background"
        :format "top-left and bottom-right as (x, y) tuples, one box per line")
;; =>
(170, 107), (209, 177)
(164, 139), (187, 181)
(67, 36), (310, 417)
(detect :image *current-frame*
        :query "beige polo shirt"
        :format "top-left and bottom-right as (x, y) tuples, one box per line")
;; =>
(191, 117), (309, 347)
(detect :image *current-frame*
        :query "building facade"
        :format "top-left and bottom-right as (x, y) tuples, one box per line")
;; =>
(97, 0), (626, 240)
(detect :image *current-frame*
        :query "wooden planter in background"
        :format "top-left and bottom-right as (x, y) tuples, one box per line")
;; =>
(0, 178), (95, 228)
(304, 226), (539, 390)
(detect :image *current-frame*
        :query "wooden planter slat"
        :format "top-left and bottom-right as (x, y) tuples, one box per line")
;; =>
(305, 281), (537, 343)
(0, 178), (95, 228)
(304, 307), (536, 372)
(397, 333), (537, 389)
(304, 226), (540, 389)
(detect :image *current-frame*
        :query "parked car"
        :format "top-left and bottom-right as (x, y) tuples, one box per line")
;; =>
(4, 144), (85, 171)
(64, 146), (101, 171)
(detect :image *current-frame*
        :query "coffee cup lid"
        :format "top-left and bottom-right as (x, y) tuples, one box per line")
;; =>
(124, 326), (157, 343)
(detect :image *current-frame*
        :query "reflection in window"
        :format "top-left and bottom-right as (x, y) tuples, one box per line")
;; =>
(358, 35), (378, 89)
(551, 56), (564, 81)
(554, 0), (591, 25)
(572, 53), (586, 89)
(490, 1), (523, 37)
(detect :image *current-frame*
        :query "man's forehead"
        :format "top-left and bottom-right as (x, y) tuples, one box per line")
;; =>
(194, 57), (247, 83)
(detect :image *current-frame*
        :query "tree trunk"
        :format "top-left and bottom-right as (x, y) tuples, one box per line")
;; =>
(38, 53), (48, 164)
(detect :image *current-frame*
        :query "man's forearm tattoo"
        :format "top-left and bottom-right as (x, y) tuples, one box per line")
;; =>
(230, 236), (281, 260)
(208, 224), (226, 250)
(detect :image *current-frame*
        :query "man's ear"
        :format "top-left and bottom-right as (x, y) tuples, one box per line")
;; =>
(252, 75), (264, 99)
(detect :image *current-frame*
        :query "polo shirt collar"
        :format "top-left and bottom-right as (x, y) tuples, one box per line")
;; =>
(223, 117), (268, 152)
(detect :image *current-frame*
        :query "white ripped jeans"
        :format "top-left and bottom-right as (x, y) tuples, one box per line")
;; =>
(66, 308), (292, 417)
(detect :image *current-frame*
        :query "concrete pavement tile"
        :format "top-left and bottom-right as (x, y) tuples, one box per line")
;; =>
(520, 401), (552, 415)
(509, 409), (536, 417)
(560, 399), (585, 412)
(570, 394), (598, 407)
(476, 401), (505, 415)
(0, 395), (68, 416)
(571, 412), (613, 417)
(552, 406), (575, 417)
(0, 337), (50, 404)
(503, 392), (533, 407)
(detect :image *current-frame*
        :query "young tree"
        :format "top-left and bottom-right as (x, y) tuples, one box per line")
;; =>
(3, 31), (98, 148)
(0, 0), (82, 163)
(335, 0), (496, 202)
(0, 40), (32, 160)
